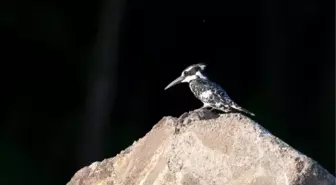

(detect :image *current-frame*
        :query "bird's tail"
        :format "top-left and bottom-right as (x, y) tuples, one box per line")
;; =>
(231, 103), (255, 116)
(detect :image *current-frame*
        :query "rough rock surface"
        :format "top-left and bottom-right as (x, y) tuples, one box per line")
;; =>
(67, 110), (335, 185)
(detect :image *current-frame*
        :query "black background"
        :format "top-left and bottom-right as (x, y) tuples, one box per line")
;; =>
(1, 0), (335, 184)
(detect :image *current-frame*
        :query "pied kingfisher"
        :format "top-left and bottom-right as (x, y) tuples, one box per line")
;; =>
(164, 63), (255, 116)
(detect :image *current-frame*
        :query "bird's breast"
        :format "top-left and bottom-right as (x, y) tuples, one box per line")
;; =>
(189, 80), (207, 97)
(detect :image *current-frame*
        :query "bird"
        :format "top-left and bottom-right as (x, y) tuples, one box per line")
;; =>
(164, 63), (255, 116)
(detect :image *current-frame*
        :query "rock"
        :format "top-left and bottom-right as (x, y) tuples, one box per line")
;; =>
(67, 110), (335, 185)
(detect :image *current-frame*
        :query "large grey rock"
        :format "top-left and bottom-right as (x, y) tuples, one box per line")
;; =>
(67, 110), (335, 185)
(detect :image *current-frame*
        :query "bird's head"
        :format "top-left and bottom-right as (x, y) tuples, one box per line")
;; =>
(164, 63), (207, 90)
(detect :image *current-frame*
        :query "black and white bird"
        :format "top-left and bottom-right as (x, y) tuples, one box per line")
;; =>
(164, 63), (255, 116)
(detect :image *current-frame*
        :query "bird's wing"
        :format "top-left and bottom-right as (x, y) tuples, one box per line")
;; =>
(211, 82), (233, 106)
(198, 80), (255, 116)
(199, 80), (232, 107)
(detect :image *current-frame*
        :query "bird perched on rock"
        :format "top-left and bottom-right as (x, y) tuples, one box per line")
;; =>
(164, 63), (255, 116)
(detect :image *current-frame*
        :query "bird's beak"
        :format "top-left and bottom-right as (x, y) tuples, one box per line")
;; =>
(164, 76), (184, 90)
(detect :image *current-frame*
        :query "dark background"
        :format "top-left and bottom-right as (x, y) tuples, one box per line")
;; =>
(1, 0), (334, 184)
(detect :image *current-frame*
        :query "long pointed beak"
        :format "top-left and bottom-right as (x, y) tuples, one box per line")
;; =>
(164, 76), (184, 90)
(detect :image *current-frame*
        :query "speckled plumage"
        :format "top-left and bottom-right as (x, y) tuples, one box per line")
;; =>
(189, 78), (232, 110)
(164, 63), (255, 116)
(189, 78), (254, 116)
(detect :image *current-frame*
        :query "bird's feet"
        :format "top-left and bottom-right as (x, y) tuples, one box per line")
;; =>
(194, 107), (206, 112)
(193, 107), (219, 120)
(194, 106), (214, 112)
